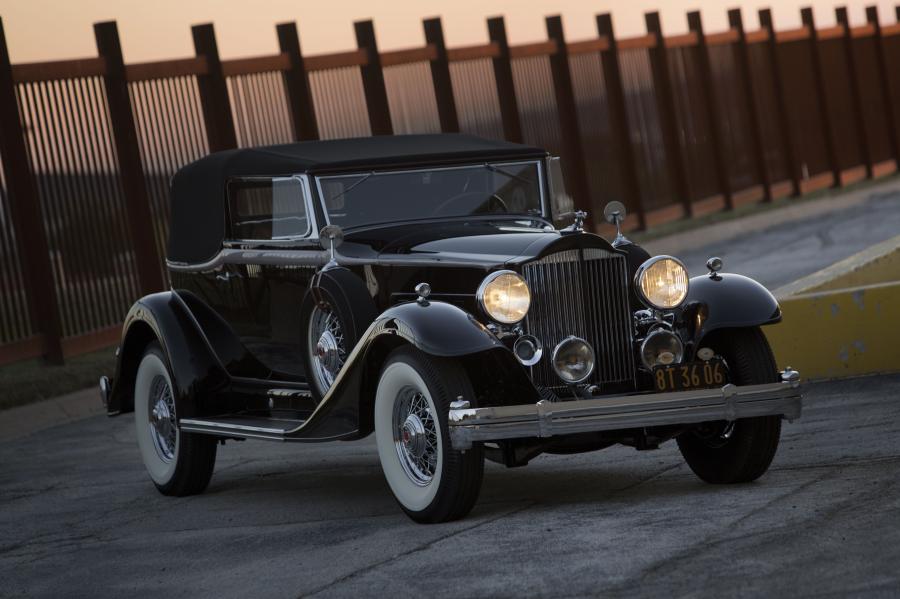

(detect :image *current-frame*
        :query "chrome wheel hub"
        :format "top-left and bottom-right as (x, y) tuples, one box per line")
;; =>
(309, 304), (346, 393)
(393, 387), (438, 486)
(148, 375), (177, 462)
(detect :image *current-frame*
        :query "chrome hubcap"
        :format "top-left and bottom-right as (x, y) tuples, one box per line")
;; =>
(148, 375), (176, 462)
(309, 304), (346, 393)
(393, 387), (438, 486)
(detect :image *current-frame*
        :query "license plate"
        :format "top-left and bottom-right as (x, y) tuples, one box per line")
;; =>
(653, 359), (727, 392)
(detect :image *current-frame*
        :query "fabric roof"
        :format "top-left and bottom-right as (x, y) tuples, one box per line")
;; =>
(167, 134), (547, 264)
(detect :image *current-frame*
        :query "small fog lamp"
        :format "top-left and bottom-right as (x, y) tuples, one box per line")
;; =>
(552, 336), (595, 384)
(640, 329), (685, 370)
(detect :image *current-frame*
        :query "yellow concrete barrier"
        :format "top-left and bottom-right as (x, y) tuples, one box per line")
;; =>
(765, 281), (900, 379)
(765, 235), (900, 380)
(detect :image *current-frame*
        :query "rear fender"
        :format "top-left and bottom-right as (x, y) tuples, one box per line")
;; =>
(107, 292), (229, 417)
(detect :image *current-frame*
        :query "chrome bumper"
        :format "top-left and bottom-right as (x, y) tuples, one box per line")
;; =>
(448, 371), (802, 450)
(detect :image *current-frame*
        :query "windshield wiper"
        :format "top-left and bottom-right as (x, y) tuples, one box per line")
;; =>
(327, 171), (374, 203)
(484, 163), (534, 186)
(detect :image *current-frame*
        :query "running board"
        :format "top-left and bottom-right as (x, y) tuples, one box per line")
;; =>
(180, 415), (307, 441)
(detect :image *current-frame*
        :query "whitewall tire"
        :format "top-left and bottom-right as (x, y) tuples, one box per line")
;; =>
(134, 342), (217, 496)
(374, 346), (484, 523)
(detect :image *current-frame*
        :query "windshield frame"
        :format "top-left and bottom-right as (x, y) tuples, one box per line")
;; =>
(313, 160), (548, 230)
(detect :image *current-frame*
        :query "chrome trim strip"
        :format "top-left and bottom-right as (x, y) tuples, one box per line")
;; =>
(179, 418), (357, 443)
(447, 377), (803, 450)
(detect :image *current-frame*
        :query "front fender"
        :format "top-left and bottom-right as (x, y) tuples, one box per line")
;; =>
(685, 273), (782, 344)
(107, 291), (229, 417)
(295, 299), (526, 441)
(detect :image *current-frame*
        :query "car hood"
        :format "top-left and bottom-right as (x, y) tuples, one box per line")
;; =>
(340, 220), (618, 267)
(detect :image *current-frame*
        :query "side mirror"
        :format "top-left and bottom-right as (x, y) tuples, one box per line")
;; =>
(545, 156), (574, 228)
(603, 201), (629, 247)
(319, 224), (344, 269)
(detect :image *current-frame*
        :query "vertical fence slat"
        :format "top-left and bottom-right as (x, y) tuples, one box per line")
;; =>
(645, 12), (692, 215)
(729, 9), (771, 201)
(423, 17), (459, 134)
(545, 16), (592, 225)
(867, 6), (900, 166)
(355, 20), (393, 136)
(596, 13), (646, 229)
(193, 23), (237, 152)
(687, 11), (733, 209)
(277, 22), (319, 142)
(487, 17), (523, 143)
(0, 18), (63, 363)
(800, 8), (840, 186)
(94, 21), (163, 296)
(836, 7), (873, 178)
(759, 9), (801, 196)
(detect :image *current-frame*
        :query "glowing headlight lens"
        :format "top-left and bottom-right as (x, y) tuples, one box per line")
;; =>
(477, 270), (531, 324)
(635, 256), (689, 309)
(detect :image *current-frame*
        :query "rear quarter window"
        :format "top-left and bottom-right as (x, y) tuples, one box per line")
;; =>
(227, 177), (310, 241)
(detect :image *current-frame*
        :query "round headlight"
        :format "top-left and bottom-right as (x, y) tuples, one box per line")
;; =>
(552, 336), (595, 384)
(477, 270), (530, 324)
(635, 256), (689, 309)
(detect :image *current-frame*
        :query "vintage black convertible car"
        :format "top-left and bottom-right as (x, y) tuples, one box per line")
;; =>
(101, 134), (802, 523)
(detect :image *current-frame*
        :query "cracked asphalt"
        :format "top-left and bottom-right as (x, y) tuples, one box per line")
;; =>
(2, 374), (899, 597)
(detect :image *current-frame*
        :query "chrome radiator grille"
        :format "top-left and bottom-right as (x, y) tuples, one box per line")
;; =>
(522, 248), (635, 390)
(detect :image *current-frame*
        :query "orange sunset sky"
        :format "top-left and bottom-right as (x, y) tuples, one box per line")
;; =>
(0, 1), (897, 64)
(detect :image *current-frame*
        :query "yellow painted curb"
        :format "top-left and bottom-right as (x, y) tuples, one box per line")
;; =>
(774, 234), (900, 298)
(765, 280), (900, 379)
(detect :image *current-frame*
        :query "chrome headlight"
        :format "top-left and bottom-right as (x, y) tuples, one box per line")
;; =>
(477, 270), (530, 324)
(635, 256), (689, 309)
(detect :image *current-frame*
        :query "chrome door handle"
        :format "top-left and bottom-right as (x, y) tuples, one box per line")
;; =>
(215, 271), (242, 282)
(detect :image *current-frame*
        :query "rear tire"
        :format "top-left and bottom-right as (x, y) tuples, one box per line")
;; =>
(134, 342), (217, 496)
(374, 346), (484, 523)
(677, 327), (782, 484)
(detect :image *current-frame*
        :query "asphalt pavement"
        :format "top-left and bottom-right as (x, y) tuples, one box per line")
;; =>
(645, 182), (900, 291)
(2, 373), (899, 598)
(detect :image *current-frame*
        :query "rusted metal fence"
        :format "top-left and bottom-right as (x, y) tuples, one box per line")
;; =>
(2, 6), (900, 366)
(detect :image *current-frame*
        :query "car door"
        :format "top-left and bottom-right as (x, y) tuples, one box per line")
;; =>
(215, 175), (321, 379)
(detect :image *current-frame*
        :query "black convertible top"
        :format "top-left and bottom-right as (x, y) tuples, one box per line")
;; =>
(168, 134), (546, 264)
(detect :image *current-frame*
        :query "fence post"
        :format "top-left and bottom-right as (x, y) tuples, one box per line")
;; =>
(94, 21), (164, 297)
(355, 20), (393, 136)
(835, 7), (872, 179)
(687, 12), (733, 209)
(597, 13), (646, 229)
(800, 8), (840, 187)
(759, 9), (800, 196)
(487, 17), (523, 143)
(545, 16), (593, 226)
(867, 6), (900, 167)
(423, 17), (459, 133)
(728, 8), (771, 202)
(0, 18), (64, 364)
(277, 22), (319, 141)
(645, 12), (692, 217)
(192, 23), (237, 152)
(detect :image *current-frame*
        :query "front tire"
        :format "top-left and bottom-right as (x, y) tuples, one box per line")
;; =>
(677, 327), (782, 484)
(374, 346), (484, 523)
(134, 342), (217, 496)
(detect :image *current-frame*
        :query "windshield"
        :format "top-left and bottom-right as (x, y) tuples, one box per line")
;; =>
(316, 161), (544, 229)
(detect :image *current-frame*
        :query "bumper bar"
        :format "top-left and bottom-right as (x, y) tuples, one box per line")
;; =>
(448, 371), (802, 450)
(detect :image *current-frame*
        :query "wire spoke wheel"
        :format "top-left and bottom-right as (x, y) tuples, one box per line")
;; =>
(392, 387), (439, 486)
(308, 303), (347, 394)
(148, 374), (177, 462)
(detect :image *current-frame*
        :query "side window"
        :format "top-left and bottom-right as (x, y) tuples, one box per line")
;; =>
(227, 177), (310, 241)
